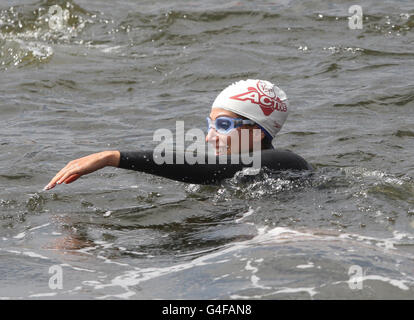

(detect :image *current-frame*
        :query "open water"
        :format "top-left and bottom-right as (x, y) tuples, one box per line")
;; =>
(0, 0), (413, 299)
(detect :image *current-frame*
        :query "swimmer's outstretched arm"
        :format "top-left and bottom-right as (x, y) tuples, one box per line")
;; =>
(43, 150), (244, 189)
(43, 149), (246, 189)
(44, 149), (311, 190)
(43, 151), (120, 190)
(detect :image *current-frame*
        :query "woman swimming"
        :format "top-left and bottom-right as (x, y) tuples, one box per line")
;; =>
(44, 79), (312, 190)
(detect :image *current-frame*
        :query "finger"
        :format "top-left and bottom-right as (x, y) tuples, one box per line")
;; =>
(57, 168), (78, 185)
(47, 163), (73, 187)
(43, 166), (71, 190)
(56, 162), (81, 184)
(43, 182), (56, 191)
(63, 173), (81, 184)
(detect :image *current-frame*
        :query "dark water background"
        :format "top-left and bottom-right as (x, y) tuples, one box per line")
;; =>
(0, 0), (413, 299)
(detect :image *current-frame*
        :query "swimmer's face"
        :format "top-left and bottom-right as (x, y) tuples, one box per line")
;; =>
(206, 108), (264, 155)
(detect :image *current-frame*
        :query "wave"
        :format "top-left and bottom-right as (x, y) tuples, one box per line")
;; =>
(0, 0), (98, 69)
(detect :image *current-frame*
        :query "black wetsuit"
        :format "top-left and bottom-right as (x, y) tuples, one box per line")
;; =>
(118, 149), (312, 185)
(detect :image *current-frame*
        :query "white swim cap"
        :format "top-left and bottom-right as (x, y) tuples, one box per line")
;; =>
(211, 79), (289, 140)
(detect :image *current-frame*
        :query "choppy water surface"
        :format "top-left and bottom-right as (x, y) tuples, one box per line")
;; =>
(0, 0), (413, 299)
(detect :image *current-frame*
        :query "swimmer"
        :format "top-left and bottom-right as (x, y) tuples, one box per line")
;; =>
(44, 79), (312, 190)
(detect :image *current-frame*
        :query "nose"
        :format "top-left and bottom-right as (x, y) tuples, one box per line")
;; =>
(206, 128), (218, 144)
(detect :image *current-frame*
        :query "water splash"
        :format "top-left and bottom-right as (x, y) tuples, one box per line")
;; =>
(0, 0), (98, 69)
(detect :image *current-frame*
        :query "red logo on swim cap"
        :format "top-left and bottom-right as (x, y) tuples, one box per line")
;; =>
(229, 81), (287, 116)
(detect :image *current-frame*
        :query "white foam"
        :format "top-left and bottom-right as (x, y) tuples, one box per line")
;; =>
(2, 248), (49, 260)
(296, 262), (315, 269)
(361, 275), (410, 291)
(230, 286), (318, 299)
(28, 223), (51, 232)
(89, 44), (125, 54)
(245, 260), (258, 273)
(13, 223), (53, 240)
(94, 240), (114, 249)
(123, 250), (147, 256)
(96, 254), (130, 267)
(244, 259), (270, 289)
(60, 263), (95, 273)
(346, 167), (407, 186)
(13, 39), (54, 60)
(101, 45), (123, 53)
(213, 274), (229, 281)
(334, 274), (411, 291)
(84, 227), (311, 297)
(13, 232), (25, 239)
(272, 287), (318, 297)
(29, 292), (57, 298)
(23, 251), (50, 260)
(235, 207), (255, 223)
(103, 211), (112, 217)
(82, 225), (414, 298)
(76, 246), (96, 255)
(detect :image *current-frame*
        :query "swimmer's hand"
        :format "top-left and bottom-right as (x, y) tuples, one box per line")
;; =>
(43, 151), (120, 191)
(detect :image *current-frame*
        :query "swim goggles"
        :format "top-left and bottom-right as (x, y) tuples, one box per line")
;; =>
(206, 116), (255, 134)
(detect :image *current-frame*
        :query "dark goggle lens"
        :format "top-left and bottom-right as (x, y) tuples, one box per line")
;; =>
(216, 118), (232, 131)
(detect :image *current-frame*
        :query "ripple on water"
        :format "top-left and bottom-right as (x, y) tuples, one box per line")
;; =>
(0, 1), (99, 69)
